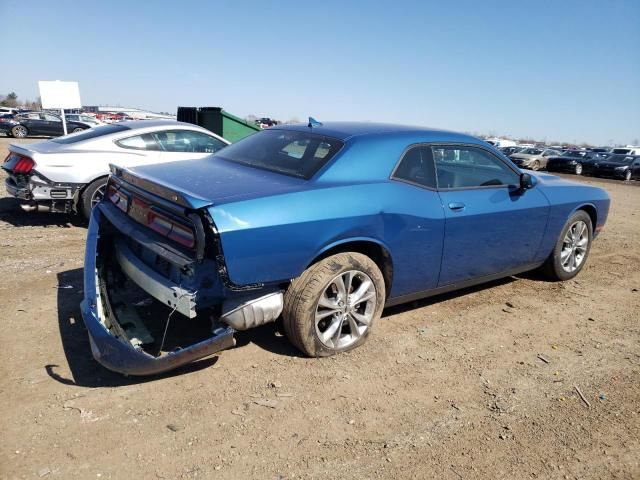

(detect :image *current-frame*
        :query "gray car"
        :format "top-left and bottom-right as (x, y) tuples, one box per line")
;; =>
(510, 148), (561, 171)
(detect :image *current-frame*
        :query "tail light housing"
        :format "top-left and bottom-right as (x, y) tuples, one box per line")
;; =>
(4, 153), (35, 174)
(147, 210), (195, 248)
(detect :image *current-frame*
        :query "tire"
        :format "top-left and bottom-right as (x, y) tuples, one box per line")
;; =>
(11, 125), (28, 138)
(575, 163), (582, 175)
(531, 160), (540, 171)
(80, 178), (108, 220)
(282, 252), (386, 357)
(72, 127), (84, 133)
(541, 210), (592, 281)
(624, 170), (631, 181)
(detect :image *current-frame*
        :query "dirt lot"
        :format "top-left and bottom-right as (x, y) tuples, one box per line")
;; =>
(0, 136), (638, 480)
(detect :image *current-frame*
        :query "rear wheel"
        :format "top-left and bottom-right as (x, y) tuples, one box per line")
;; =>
(80, 178), (108, 220)
(575, 163), (583, 175)
(11, 125), (28, 138)
(282, 252), (385, 357)
(541, 211), (592, 281)
(72, 127), (84, 133)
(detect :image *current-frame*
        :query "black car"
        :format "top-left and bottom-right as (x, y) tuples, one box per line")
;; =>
(0, 112), (91, 138)
(582, 154), (640, 181)
(546, 150), (608, 175)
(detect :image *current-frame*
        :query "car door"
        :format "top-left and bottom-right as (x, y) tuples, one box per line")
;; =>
(433, 145), (550, 286)
(389, 146), (445, 295)
(152, 129), (228, 162)
(42, 113), (64, 136)
(20, 113), (48, 135)
(633, 158), (640, 179)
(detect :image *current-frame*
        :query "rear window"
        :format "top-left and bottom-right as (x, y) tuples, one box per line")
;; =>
(51, 124), (130, 144)
(214, 129), (344, 179)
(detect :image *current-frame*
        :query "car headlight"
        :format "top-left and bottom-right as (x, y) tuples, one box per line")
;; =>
(615, 166), (627, 171)
(568, 160), (577, 165)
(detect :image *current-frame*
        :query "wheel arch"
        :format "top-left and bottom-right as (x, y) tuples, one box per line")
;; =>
(75, 174), (110, 208)
(575, 203), (597, 230)
(306, 238), (394, 297)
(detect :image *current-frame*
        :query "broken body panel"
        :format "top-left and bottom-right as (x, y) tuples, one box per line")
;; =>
(81, 169), (285, 375)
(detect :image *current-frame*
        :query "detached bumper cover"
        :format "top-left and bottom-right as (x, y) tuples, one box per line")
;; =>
(80, 206), (236, 376)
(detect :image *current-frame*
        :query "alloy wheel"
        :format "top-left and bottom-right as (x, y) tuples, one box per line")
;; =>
(560, 220), (589, 273)
(90, 183), (107, 209)
(575, 163), (582, 175)
(314, 270), (376, 349)
(12, 126), (27, 138)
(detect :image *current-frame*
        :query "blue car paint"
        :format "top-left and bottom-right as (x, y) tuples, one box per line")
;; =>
(119, 123), (609, 300)
(436, 185), (550, 285)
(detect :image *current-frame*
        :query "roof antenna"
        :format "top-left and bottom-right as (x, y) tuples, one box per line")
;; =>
(308, 117), (323, 128)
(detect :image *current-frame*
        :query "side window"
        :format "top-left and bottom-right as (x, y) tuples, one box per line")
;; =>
(43, 114), (61, 122)
(392, 146), (436, 189)
(116, 133), (159, 151)
(433, 146), (519, 189)
(152, 130), (227, 153)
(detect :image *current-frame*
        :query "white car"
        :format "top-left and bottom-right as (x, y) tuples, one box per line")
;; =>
(2, 120), (230, 218)
(65, 114), (105, 127)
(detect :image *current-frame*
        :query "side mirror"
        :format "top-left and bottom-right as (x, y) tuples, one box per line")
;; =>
(520, 173), (534, 190)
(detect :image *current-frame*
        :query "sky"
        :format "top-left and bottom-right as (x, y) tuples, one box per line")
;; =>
(1, 0), (639, 145)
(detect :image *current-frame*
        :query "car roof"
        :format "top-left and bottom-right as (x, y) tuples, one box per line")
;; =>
(272, 121), (480, 143)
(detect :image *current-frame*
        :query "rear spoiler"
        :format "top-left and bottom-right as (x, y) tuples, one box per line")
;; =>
(109, 164), (214, 210)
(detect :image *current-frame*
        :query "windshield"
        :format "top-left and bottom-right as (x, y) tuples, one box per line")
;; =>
(51, 124), (130, 144)
(519, 148), (542, 155)
(561, 150), (585, 157)
(214, 129), (344, 179)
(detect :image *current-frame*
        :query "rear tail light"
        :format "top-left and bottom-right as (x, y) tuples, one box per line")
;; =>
(147, 210), (195, 248)
(8, 154), (35, 174)
(107, 184), (129, 212)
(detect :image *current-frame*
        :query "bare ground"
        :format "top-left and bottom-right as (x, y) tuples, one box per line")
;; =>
(0, 137), (638, 479)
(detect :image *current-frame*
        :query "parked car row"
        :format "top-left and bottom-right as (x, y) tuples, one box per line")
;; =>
(499, 144), (640, 181)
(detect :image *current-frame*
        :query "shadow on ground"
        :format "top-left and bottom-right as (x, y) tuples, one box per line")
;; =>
(0, 197), (84, 228)
(50, 266), (542, 386)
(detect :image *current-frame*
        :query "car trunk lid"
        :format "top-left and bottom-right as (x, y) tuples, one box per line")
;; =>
(115, 156), (307, 210)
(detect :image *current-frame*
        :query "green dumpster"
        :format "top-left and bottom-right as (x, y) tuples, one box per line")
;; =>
(177, 107), (260, 143)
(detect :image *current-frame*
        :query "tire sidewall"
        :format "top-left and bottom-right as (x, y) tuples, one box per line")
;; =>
(286, 253), (386, 357)
(80, 178), (108, 220)
(550, 211), (593, 281)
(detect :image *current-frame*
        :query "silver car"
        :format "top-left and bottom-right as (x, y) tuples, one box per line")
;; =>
(2, 120), (230, 218)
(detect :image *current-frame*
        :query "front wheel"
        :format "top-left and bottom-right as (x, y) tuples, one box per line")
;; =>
(282, 252), (386, 357)
(575, 163), (583, 175)
(531, 160), (541, 171)
(624, 169), (632, 181)
(80, 178), (108, 220)
(541, 211), (592, 281)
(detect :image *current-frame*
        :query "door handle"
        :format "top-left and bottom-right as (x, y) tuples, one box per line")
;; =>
(448, 202), (466, 211)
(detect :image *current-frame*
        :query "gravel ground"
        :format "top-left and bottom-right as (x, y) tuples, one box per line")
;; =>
(0, 136), (638, 479)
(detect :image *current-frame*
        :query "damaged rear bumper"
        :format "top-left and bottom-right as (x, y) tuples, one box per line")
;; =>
(80, 206), (236, 376)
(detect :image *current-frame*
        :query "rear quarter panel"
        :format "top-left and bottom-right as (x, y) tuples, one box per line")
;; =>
(208, 181), (446, 297)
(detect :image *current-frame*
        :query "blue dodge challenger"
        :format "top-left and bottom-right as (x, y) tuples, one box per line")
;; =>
(81, 121), (610, 375)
